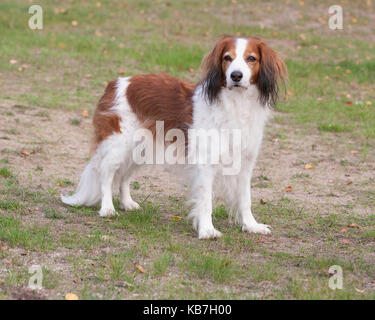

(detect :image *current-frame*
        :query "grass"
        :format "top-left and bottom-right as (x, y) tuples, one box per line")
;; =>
(0, 0), (374, 300)
(0, 215), (52, 250)
(0, 166), (12, 178)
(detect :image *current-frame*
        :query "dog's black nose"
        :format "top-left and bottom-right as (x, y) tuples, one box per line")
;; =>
(230, 71), (243, 82)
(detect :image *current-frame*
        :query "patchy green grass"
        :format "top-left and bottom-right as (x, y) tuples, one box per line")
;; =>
(0, 215), (52, 250)
(0, 166), (12, 178)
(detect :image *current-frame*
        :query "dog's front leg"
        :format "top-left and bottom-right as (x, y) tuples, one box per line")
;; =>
(237, 169), (271, 235)
(189, 165), (222, 239)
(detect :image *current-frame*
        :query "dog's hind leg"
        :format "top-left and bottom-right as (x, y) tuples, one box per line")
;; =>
(119, 165), (140, 211)
(97, 134), (128, 217)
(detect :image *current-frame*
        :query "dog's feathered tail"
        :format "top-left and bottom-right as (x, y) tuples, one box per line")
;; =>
(61, 155), (101, 207)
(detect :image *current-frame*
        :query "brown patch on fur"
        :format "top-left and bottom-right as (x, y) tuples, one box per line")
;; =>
(126, 74), (195, 142)
(246, 37), (287, 107)
(92, 80), (122, 151)
(200, 35), (236, 103)
(244, 38), (262, 84)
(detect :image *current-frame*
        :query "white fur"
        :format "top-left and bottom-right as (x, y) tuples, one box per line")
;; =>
(189, 84), (270, 238)
(62, 39), (271, 238)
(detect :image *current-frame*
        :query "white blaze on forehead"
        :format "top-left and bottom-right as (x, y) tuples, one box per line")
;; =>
(225, 38), (251, 88)
(235, 38), (248, 58)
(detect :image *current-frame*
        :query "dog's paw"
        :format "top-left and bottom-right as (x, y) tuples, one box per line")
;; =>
(99, 207), (117, 217)
(198, 226), (223, 239)
(120, 199), (140, 211)
(242, 223), (271, 235)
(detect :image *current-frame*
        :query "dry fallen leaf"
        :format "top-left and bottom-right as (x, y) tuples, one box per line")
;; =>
(21, 150), (30, 156)
(117, 69), (125, 75)
(135, 264), (146, 273)
(171, 215), (182, 221)
(348, 223), (360, 229)
(10, 59), (18, 65)
(65, 293), (79, 300)
(350, 150), (358, 154)
(260, 199), (266, 205)
(355, 288), (365, 293)
(347, 181), (353, 185)
(304, 164), (314, 170)
(81, 110), (89, 117)
(285, 186), (292, 192)
(71, 20), (78, 27)
(340, 227), (348, 233)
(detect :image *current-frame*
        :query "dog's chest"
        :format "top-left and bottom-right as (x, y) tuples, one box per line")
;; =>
(194, 90), (269, 152)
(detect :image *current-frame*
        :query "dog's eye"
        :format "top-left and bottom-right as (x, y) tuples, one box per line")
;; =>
(247, 56), (256, 62)
(224, 55), (233, 62)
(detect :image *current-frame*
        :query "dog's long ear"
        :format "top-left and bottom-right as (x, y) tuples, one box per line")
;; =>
(257, 41), (287, 108)
(200, 36), (231, 104)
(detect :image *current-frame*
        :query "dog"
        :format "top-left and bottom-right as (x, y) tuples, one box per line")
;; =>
(61, 35), (287, 239)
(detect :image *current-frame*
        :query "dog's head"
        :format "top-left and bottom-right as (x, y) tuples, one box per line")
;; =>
(201, 35), (287, 107)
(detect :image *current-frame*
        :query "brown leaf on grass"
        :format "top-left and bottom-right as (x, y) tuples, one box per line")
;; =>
(350, 150), (358, 154)
(355, 288), (365, 293)
(21, 150), (30, 156)
(135, 264), (146, 273)
(10, 59), (18, 65)
(117, 69), (125, 75)
(285, 186), (292, 192)
(170, 215), (182, 221)
(73, 278), (81, 284)
(348, 223), (360, 229)
(71, 20), (78, 27)
(260, 199), (266, 205)
(347, 181), (353, 185)
(304, 164), (314, 170)
(340, 227), (348, 233)
(65, 293), (79, 300)
(345, 101), (353, 105)
(81, 110), (89, 117)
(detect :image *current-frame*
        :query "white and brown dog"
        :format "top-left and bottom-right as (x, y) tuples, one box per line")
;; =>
(61, 35), (287, 239)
